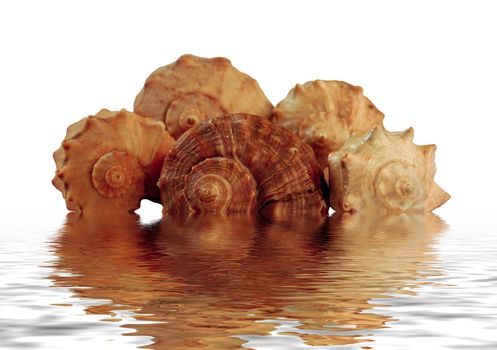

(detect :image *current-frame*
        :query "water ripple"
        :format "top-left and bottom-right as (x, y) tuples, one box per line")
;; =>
(1, 211), (497, 349)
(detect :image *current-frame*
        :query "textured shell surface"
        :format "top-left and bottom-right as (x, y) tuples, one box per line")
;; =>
(328, 127), (450, 214)
(134, 54), (273, 139)
(272, 80), (385, 170)
(159, 113), (327, 215)
(53, 109), (175, 214)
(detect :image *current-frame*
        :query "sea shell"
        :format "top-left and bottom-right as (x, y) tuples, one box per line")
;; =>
(272, 80), (385, 170)
(52, 109), (175, 214)
(328, 127), (450, 213)
(134, 54), (273, 139)
(158, 113), (327, 215)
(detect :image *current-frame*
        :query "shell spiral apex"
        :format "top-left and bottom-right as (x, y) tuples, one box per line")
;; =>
(272, 80), (384, 171)
(159, 113), (327, 215)
(134, 54), (273, 139)
(52, 109), (175, 214)
(328, 127), (450, 214)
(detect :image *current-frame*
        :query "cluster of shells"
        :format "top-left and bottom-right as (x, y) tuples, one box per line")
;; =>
(53, 54), (450, 217)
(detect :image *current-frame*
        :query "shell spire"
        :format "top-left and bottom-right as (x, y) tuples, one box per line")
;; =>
(272, 80), (384, 171)
(159, 113), (327, 215)
(53, 109), (175, 214)
(328, 127), (450, 213)
(134, 54), (273, 139)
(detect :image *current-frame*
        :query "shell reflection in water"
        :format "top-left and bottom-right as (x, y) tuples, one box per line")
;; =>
(50, 211), (447, 349)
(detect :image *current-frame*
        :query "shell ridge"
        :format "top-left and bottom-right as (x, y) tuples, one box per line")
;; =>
(159, 114), (324, 214)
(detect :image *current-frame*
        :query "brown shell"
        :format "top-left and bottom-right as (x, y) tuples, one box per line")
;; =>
(52, 109), (175, 214)
(272, 80), (385, 170)
(134, 54), (273, 139)
(158, 113), (327, 215)
(328, 127), (450, 214)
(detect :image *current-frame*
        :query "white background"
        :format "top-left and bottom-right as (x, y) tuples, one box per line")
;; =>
(1, 2), (497, 349)
(1, 0), (496, 221)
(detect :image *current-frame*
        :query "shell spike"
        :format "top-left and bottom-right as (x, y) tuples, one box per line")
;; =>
(417, 144), (437, 174)
(402, 127), (415, 141)
(293, 83), (305, 95)
(419, 143), (437, 154)
(426, 183), (451, 211)
(52, 174), (65, 193)
(368, 126), (389, 147)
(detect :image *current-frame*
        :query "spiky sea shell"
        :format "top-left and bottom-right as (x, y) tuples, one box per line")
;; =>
(158, 113), (327, 215)
(328, 127), (450, 213)
(272, 80), (385, 170)
(134, 54), (273, 139)
(52, 109), (175, 214)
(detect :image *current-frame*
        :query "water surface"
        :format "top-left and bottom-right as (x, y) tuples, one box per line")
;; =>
(1, 210), (496, 349)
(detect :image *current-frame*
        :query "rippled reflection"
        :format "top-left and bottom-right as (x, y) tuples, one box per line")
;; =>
(50, 211), (447, 349)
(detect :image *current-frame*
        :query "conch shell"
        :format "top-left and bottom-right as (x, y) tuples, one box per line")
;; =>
(328, 127), (450, 213)
(52, 109), (175, 214)
(272, 80), (384, 170)
(159, 113), (327, 215)
(134, 54), (273, 139)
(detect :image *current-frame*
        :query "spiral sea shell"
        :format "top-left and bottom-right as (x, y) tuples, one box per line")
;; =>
(52, 109), (175, 214)
(272, 80), (384, 170)
(134, 54), (273, 139)
(328, 127), (450, 213)
(158, 113), (327, 215)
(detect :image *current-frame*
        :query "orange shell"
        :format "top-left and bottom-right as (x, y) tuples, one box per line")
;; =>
(134, 54), (273, 139)
(159, 114), (327, 215)
(273, 80), (384, 170)
(52, 109), (175, 214)
(328, 127), (450, 214)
